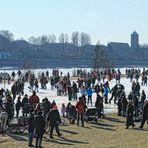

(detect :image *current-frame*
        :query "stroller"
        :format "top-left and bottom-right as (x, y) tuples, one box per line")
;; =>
(84, 107), (99, 123)
(67, 105), (77, 124)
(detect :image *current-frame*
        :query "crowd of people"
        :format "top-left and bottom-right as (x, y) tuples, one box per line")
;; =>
(0, 68), (148, 148)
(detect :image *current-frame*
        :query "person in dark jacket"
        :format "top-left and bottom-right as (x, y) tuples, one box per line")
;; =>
(5, 96), (14, 122)
(141, 90), (146, 110)
(95, 93), (103, 118)
(28, 109), (35, 147)
(22, 94), (30, 117)
(126, 101), (135, 129)
(72, 82), (78, 101)
(67, 85), (72, 101)
(117, 98), (122, 116)
(139, 100), (148, 129)
(133, 95), (139, 117)
(11, 83), (17, 101)
(35, 79), (39, 92)
(109, 84), (118, 104)
(15, 96), (22, 117)
(67, 104), (77, 124)
(47, 105), (62, 139)
(34, 111), (45, 148)
(42, 97), (51, 119)
(121, 91), (127, 117)
(94, 83), (100, 94)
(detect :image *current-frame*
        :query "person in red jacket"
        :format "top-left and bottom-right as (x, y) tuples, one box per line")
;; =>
(76, 97), (85, 127)
(29, 91), (40, 108)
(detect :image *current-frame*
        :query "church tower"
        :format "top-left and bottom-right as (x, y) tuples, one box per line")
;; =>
(131, 31), (139, 49)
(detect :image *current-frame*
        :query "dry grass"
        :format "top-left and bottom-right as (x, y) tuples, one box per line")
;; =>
(0, 114), (148, 148)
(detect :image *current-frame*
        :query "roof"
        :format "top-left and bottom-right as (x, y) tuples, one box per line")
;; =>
(131, 31), (139, 36)
(106, 42), (132, 58)
(107, 42), (131, 51)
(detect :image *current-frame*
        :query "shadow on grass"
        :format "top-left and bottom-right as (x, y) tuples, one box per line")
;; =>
(92, 125), (116, 131)
(44, 137), (74, 145)
(59, 137), (89, 144)
(0, 136), (9, 143)
(90, 122), (115, 127)
(60, 129), (79, 135)
(43, 136), (89, 145)
(6, 132), (27, 141)
(130, 128), (148, 132)
(104, 116), (125, 123)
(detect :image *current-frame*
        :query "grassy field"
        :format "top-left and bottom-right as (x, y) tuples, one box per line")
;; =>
(0, 114), (148, 148)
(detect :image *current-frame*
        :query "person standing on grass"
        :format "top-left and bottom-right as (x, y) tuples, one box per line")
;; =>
(125, 101), (135, 129)
(76, 97), (85, 127)
(0, 106), (8, 134)
(95, 93), (103, 118)
(139, 100), (148, 129)
(28, 109), (35, 147)
(141, 90), (146, 110)
(34, 111), (45, 148)
(47, 105), (62, 139)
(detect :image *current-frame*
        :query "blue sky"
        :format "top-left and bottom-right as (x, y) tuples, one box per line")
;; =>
(0, 0), (147, 45)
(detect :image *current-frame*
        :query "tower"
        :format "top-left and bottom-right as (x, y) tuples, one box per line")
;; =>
(131, 31), (139, 49)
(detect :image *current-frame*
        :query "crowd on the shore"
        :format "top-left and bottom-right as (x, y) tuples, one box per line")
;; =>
(0, 68), (148, 148)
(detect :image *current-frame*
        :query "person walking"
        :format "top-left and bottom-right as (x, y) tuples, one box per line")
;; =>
(125, 101), (135, 129)
(139, 100), (148, 129)
(0, 106), (8, 134)
(104, 84), (109, 104)
(28, 109), (35, 147)
(47, 105), (62, 139)
(34, 111), (45, 148)
(15, 96), (22, 117)
(95, 93), (103, 118)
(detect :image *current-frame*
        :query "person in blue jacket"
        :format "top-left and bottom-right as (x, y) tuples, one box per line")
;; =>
(87, 87), (93, 106)
(104, 84), (109, 104)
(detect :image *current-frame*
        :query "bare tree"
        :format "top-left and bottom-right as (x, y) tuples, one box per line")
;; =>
(40, 35), (48, 45)
(64, 33), (69, 43)
(93, 42), (112, 71)
(28, 36), (36, 44)
(59, 33), (69, 43)
(79, 32), (91, 46)
(71, 31), (79, 46)
(50, 34), (57, 43)
(28, 36), (41, 45)
(0, 30), (14, 41)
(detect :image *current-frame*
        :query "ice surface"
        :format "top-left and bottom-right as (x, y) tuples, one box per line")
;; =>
(0, 68), (147, 114)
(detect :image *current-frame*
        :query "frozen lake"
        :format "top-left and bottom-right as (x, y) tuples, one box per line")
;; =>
(0, 68), (147, 114)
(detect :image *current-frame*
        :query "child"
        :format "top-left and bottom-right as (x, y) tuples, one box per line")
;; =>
(61, 103), (66, 117)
